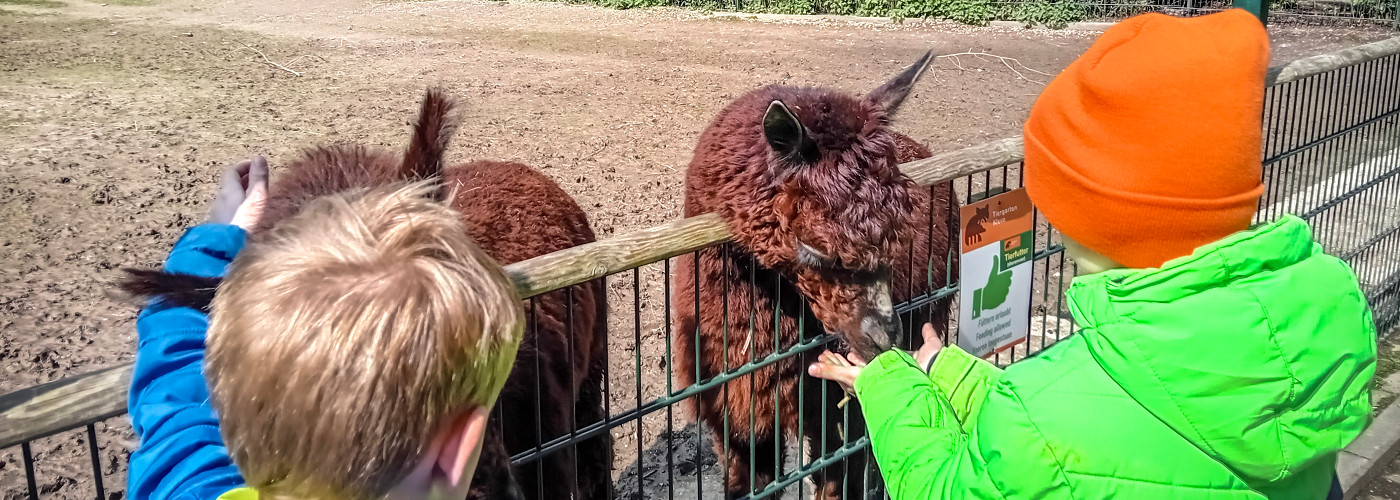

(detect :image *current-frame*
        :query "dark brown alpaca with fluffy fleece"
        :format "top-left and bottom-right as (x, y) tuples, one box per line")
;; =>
(118, 89), (612, 500)
(673, 52), (958, 499)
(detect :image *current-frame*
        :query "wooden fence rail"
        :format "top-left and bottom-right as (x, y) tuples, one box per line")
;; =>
(2, 35), (1398, 451)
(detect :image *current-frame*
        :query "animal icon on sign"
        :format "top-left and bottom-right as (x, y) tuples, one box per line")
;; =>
(964, 204), (990, 246)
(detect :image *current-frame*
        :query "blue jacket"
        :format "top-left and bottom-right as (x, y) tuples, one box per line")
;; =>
(128, 224), (247, 500)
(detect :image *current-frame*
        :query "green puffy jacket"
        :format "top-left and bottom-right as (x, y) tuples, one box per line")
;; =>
(854, 215), (1377, 500)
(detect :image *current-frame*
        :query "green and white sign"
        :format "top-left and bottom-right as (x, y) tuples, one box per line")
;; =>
(958, 188), (1034, 358)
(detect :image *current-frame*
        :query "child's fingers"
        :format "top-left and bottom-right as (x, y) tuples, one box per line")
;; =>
(246, 156), (269, 189)
(846, 351), (867, 367)
(231, 183), (268, 231)
(819, 350), (850, 367)
(807, 361), (859, 386)
(922, 323), (944, 349)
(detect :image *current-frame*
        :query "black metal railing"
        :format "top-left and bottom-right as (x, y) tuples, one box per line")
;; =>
(1259, 48), (1400, 332)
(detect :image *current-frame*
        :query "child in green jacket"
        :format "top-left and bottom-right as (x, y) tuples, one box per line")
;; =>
(810, 9), (1377, 500)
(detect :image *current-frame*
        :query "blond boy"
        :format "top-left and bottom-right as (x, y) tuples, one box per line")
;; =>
(126, 156), (523, 500)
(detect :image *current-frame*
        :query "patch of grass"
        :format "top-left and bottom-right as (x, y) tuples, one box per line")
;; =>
(1376, 340), (1399, 384)
(0, 0), (64, 7)
(1373, 334), (1399, 417)
(1380, 354), (1399, 378)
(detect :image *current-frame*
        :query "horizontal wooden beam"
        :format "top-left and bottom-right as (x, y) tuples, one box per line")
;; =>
(902, 136), (1025, 187)
(0, 365), (133, 449)
(509, 135), (1030, 298)
(509, 213), (729, 299)
(1267, 36), (1400, 86)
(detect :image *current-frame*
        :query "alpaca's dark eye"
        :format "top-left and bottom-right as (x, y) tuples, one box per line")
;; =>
(796, 240), (837, 268)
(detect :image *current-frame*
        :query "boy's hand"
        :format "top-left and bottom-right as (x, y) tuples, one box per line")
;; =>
(809, 349), (867, 395)
(808, 323), (944, 402)
(912, 323), (945, 373)
(208, 155), (269, 231)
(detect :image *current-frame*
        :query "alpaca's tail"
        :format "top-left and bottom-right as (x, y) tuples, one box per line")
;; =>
(117, 268), (221, 311)
(401, 88), (460, 194)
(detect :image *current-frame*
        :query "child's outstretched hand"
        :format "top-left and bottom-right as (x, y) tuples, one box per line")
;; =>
(208, 155), (269, 231)
(809, 349), (867, 395)
(808, 323), (946, 398)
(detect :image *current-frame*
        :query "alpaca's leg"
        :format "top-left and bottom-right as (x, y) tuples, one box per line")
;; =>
(574, 356), (614, 500)
(811, 414), (870, 500)
(720, 435), (780, 500)
(508, 371), (579, 500)
(799, 374), (872, 500)
(841, 409), (873, 500)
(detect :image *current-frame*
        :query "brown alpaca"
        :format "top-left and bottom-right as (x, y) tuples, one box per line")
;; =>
(118, 89), (612, 500)
(673, 52), (958, 500)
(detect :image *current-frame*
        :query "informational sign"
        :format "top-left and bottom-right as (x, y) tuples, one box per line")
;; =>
(958, 188), (1034, 358)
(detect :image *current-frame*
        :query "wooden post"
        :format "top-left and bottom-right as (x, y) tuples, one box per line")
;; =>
(1236, 0), (1270, 26)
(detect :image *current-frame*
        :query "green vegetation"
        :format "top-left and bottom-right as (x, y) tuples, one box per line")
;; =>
(582, 0), (668, 9)
(557, 0), (1093, 27)
(543, 0), (1399, 27)
(1353, 0), (1397, 19)
(895, 0), (999, 25)
(998, 0), (1087, 28)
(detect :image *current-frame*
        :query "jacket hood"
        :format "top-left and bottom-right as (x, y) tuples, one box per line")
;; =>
(1066, 215), (1376, 488)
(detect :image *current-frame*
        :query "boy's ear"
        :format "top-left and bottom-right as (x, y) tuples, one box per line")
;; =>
(434, 408), (491, 487)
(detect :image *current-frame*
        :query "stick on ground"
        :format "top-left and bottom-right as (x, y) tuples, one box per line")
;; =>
(938, 50), (1054, 84)
(239, 43), (306, 76)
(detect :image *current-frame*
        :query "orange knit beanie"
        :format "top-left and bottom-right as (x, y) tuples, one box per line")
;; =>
(1024, 9), (1270, 269)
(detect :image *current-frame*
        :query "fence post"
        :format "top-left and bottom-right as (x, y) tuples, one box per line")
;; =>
(1236, 0), (1270, 25)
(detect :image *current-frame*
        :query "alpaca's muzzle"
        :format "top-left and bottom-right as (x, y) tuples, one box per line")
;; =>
(851, 268), (902, 361)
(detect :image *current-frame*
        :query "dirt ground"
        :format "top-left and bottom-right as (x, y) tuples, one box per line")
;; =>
(1, 0), (1395, 497)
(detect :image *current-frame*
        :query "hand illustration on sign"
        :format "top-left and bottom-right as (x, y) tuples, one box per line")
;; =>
(972, 254), (1013, 319)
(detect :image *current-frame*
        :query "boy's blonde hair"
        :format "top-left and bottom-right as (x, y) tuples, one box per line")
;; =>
(206, 181), (524, 499)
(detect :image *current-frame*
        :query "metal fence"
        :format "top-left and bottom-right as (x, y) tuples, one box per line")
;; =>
(2, 36), (1399, 500)
(1269, 0), (1400, 26)
(1258, 40), (1400, 333)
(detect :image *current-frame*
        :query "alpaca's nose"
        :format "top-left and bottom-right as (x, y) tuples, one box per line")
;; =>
(853, 268), (902, 360)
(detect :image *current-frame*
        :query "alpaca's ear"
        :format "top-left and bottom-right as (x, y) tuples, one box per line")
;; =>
(403, 88), (460, 193)
(763, 100), (819, 165)
(865, 50), (936, 117)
